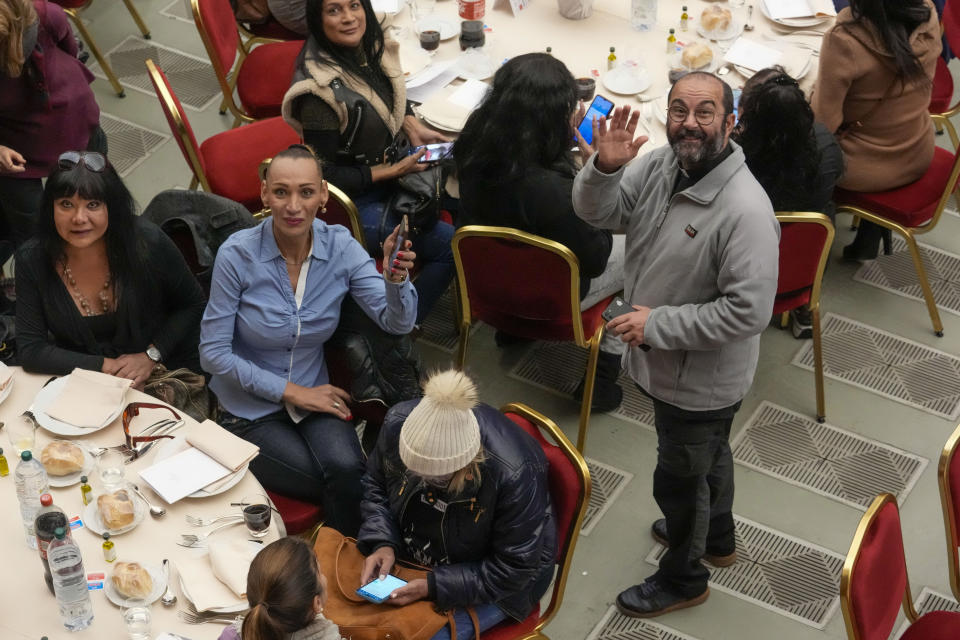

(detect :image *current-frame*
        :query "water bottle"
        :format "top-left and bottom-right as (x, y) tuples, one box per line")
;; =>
(35, 493), (69, 594)
(15, 450), (49, 549)
(630, 0), (657, 30)
(48, 527), (94, 631)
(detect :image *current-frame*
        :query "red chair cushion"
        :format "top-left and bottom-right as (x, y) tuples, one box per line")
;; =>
(481, 605), (541, 640)
(49, 0), (88, 9)
(900, 611), (960, 640)
(945, 0), (960, 59)
(265, 489), (322, 535)
(849, 502), (908, 640)
(834, 147), (958, 228)
(200, 117), (301, 211)
(246, 17), (303, 40)
(931, 57), (955, 114)
(196, 0), (241, 78)
(236, 40), (303, 119)
(772, 289), (811, 315)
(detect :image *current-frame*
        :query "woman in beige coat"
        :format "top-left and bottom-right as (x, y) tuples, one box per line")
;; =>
(812, 0), (941, 260)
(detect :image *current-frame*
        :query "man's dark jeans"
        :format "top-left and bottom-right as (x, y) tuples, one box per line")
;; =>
(649, 394), (741, 598)
(219, 409), (365, 536)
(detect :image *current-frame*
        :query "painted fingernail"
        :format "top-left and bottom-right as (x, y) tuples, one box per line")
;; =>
(346, 414), (353, 421)
(393, 259), (400, 266)
(391, 267), (397, 274)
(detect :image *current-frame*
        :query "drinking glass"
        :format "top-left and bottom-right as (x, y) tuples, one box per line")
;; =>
(729, 0), (745, 8)
(8, 417), (36, 456)
(122, 598), (151, 640)
(410, 0), (436, 23)
(240, 493), (272, 538)
(98, 449), (125, 491)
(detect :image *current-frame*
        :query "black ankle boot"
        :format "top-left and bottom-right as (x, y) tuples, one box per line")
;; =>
(574, 351), (623, 412)
(842, 221), (886, 262)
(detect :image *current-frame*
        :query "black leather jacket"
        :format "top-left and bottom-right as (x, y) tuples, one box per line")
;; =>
(357, 401), (556, 620)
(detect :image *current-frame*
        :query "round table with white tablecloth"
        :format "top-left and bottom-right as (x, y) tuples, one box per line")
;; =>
(0, 368), (282, 640)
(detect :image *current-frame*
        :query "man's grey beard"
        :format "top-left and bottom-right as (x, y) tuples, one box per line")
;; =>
(669, 118), (727, 171)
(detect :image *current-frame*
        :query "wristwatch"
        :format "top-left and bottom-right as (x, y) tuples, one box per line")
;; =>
(145, 345), (162, 363)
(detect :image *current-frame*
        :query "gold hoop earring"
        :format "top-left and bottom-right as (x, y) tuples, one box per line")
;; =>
(321, 205), (327, 213)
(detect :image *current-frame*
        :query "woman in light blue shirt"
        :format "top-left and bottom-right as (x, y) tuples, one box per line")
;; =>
(200, 144), (416, 536)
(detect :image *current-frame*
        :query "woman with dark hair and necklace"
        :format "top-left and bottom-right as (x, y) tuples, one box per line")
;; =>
(200, 145), (417, 536)
(15, 151), (206, 385)
(281, 0), (454, 325)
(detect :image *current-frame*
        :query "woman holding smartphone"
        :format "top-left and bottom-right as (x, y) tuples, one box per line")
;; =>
(200, 144), (416, 536)
(281, 0), (454, 324)
(454, 53), (625, 412)
(358, 370), (555, 639)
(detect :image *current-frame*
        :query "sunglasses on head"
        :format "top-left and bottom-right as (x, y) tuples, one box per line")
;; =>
(58, 151), (107, 173)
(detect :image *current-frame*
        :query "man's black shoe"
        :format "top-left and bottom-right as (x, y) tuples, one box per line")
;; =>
(616, 579), (709, 618)
(650, 518), (737, 568)
(493, 330), (534, 348)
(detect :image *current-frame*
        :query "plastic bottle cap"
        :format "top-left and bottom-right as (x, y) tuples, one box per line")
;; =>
(103, 532), (110, 541)
(54, 527), (66, 539)
(682, 5), (687, 9)
(21, 450), (31, 461)
(669, 28), (675, 33)
(80, 475), (88, 483)
(0, 447), (4, 454)
(609, 46), (615, 52)
(40, 493), (52, 506)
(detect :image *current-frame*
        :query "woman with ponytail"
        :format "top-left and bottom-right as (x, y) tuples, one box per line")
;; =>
(812, 0), (940, 260)
(219, 537), (342, 640)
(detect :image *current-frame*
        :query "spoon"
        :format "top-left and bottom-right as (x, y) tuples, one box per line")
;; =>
(744, 4), (755, 30)
(131, 483), (166, 518)
(161, 559), (177, 607)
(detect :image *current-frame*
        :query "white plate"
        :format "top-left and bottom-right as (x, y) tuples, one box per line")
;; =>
(414, 16), (457, 39)
(0, 363), (12, 405)
(44, 442), (96, 488)
(759, 2), (832, 28)
(669, 44), (720, 73)
(103, 563), (167, 606)
(602, 65), (652, 95)
(32, 376), (125, 436)
(457, 52), (496, 81)
(733, 46), (812, 80)
(83, 491), (147, 535)
(151, 437), (248, 498)
(696, 19), (744, 42)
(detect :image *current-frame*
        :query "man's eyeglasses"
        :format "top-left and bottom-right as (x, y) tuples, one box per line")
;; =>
(666, 106), (720, 126)
(58, 151), (107, 173)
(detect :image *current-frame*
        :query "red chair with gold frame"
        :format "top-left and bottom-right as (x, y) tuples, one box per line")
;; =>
(930, 0), (960, 152)
(480, 402), (590, 640)
(774, 212), (835, 423)
(265, 489), (322, 536)
(146, 59), (300, 212)
(192, 0), (303, 126)
(51, 0), (151, 97)
(841, 493), (960, 640)
(834, 143), (960, 337)
(452, 226), (616, 452)
(938, 423), (960, 603)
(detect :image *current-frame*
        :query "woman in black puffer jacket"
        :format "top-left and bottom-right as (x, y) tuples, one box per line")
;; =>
(357, 370), (556, 639)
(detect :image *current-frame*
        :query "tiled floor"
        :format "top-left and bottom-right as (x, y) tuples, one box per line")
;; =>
(58, 1), (960, 638)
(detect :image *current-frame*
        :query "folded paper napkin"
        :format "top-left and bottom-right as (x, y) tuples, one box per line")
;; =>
(177, 550), (249, 612)
(209, 538), (254, 598)
(188, 420), (259, 472)
(45, 369), (132, 428)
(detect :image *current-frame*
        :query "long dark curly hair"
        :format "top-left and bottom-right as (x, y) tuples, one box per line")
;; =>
(454, 53), (579, 183)
(733, 67), (820, 211)
(847, 0), (932, 84)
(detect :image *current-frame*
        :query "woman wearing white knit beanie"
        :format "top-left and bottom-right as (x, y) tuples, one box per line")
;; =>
(356, 369), (557, 640)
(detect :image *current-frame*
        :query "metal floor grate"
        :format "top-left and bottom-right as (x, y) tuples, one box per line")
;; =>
(645, 515), (843, 629)
(731, 402), (927, 510)
(159, 0), (194, 23)
(792, 313), (960, 419)
(853, 235), (960, 318)
(581, 458), (633, 536)
(100, 113), (169, 177)
(586, 607), (701, 640)
(894, 587), (960, 637)
(417, 286), (462, 353)
(509, 342), (656, 430)
(88, 36), (221, 110)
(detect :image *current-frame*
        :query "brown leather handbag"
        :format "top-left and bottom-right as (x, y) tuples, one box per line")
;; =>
(313, 527), (478, 640)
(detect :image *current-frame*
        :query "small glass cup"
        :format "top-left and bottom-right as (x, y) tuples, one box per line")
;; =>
(98, 449), (125, 491)
(575, 77), (596, 102)
(410, 0), (436, 22)
(122, 598), (151, 640)
(240, 493), (272, 538)
(8, 416), (36, 457)
(419, 29), (441, 51)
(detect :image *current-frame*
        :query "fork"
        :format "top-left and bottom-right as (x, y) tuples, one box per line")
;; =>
(184, 514), (243, 527)
(178, 610), (238, 625)
(178, 519), (243, 547)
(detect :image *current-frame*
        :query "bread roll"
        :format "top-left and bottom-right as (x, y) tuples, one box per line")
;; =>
(41, 441), (85, 476)
(112, 562), (153, 599)
(681, 42), (714, 70)
(98, 490), (136, 529)
(701, 6), (732, 33)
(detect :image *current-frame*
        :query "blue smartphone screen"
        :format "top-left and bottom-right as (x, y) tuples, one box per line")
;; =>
(733, 89), (742, 124)
(357, 575), (408, 603)
(577, 95), (614, 145)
